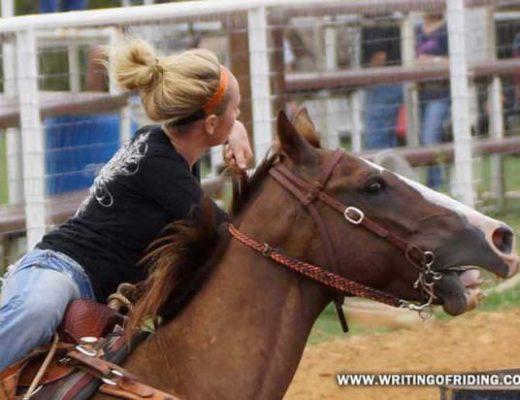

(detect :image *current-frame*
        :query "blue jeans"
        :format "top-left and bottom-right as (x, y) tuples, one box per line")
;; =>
(0, 249), (94, 371)
(363, 84), (404, 150)
(420, 96), (451, 188)
(39, 0), (88, 13)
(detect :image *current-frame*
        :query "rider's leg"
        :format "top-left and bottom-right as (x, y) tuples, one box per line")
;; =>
(0, 249), (94, 371)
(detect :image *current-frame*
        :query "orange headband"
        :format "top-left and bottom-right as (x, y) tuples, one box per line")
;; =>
(202, 66), (229, 115)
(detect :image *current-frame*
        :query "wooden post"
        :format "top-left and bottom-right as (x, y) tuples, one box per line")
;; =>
(228, 11), (254, 160)
(269, 12), (286, 117)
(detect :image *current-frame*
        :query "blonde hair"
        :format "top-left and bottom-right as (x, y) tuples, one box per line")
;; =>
(109, 39), (228, 127)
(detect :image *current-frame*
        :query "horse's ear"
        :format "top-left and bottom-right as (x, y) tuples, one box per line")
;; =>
(276, 110), (316, 163)
(292, 107), (321, 148)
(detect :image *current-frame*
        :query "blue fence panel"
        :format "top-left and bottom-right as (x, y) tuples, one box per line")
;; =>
(45, 113), (136, 196)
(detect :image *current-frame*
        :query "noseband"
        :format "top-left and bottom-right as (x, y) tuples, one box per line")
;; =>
(228, 149), (442, 331)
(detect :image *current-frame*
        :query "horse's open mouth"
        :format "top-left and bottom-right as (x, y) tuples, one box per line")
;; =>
(433, 267), (487, 316)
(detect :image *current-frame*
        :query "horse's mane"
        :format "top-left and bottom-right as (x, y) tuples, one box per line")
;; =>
(127, 150), (280, 334)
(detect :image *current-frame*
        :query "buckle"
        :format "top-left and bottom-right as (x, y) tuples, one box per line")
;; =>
(80, 336), (98, 345)
(75, 344), (98, 357)
(101, 369), (124, 386)
(75, 337), (99, 357)
(344, 207), (364, 225)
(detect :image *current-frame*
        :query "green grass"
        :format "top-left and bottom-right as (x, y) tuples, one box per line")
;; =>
(480, 286), (520, 311)
(479, 154), (520, 195)
(0, 133), (7, 204)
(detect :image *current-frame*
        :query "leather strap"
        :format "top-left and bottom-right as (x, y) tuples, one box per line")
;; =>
(65, 351), (179, 400)
(100, 381), (180, 400)
(269, 151), (343, 279)
(67, 350), (132, 379)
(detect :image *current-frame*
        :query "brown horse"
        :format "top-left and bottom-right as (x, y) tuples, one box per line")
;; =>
(94, 110), (518, 400)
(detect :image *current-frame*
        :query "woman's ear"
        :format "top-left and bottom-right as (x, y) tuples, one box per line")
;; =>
(204, 114), (219, 135)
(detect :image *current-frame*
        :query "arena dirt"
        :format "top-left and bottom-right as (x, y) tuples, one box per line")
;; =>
(285, 308), (520, 400)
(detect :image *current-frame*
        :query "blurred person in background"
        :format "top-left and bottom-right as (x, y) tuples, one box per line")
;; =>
(39, 0), (87, 13)
(39, 0), (108, 92)
(0, 39), (253, 371)
(362, 26), (404, 150)
(416, 12), (451, 189)
(285, 27), (316, 72)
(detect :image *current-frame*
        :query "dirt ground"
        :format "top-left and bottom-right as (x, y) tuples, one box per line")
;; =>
(285, 308), (520, 400)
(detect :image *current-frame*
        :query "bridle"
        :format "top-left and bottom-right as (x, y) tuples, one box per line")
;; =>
(228, 149), (444, 331)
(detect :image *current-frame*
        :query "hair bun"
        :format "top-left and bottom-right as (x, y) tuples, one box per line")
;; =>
(107, 42), (223, 123)
(111, 39), (163, 91)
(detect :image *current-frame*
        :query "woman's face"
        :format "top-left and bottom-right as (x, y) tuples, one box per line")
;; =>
(206, 71), (241, 146)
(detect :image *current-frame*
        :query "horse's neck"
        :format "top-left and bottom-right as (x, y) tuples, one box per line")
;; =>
(121, 195), (330, 399)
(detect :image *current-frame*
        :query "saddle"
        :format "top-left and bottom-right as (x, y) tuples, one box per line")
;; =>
(0, 299), (179, 400)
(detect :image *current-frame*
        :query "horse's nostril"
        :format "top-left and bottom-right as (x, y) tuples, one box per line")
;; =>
(492, 227), (514, 254)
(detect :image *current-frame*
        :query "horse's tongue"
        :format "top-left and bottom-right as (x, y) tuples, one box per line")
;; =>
(459, 269), (483, 288)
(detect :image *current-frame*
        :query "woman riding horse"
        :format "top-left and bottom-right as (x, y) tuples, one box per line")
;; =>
(0, 39), (253, 371)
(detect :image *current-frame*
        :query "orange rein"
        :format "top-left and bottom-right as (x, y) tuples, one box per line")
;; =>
(202, 66), (229, 115)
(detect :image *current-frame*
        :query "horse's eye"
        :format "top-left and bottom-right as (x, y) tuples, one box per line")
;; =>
(365, 179), (385, 194)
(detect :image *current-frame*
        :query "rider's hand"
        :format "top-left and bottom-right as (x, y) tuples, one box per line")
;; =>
(224, 121), (253, 170)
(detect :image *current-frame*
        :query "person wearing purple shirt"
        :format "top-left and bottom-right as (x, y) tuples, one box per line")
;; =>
(416, 14), (451, 189)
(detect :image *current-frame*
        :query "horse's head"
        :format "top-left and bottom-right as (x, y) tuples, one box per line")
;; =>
(275, 109), (518, 316)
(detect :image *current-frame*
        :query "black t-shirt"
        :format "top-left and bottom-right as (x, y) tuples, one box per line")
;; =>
(37, 125), (227, 302)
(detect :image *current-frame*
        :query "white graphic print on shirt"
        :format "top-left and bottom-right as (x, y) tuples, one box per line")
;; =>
(76, 132), (150, 215)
